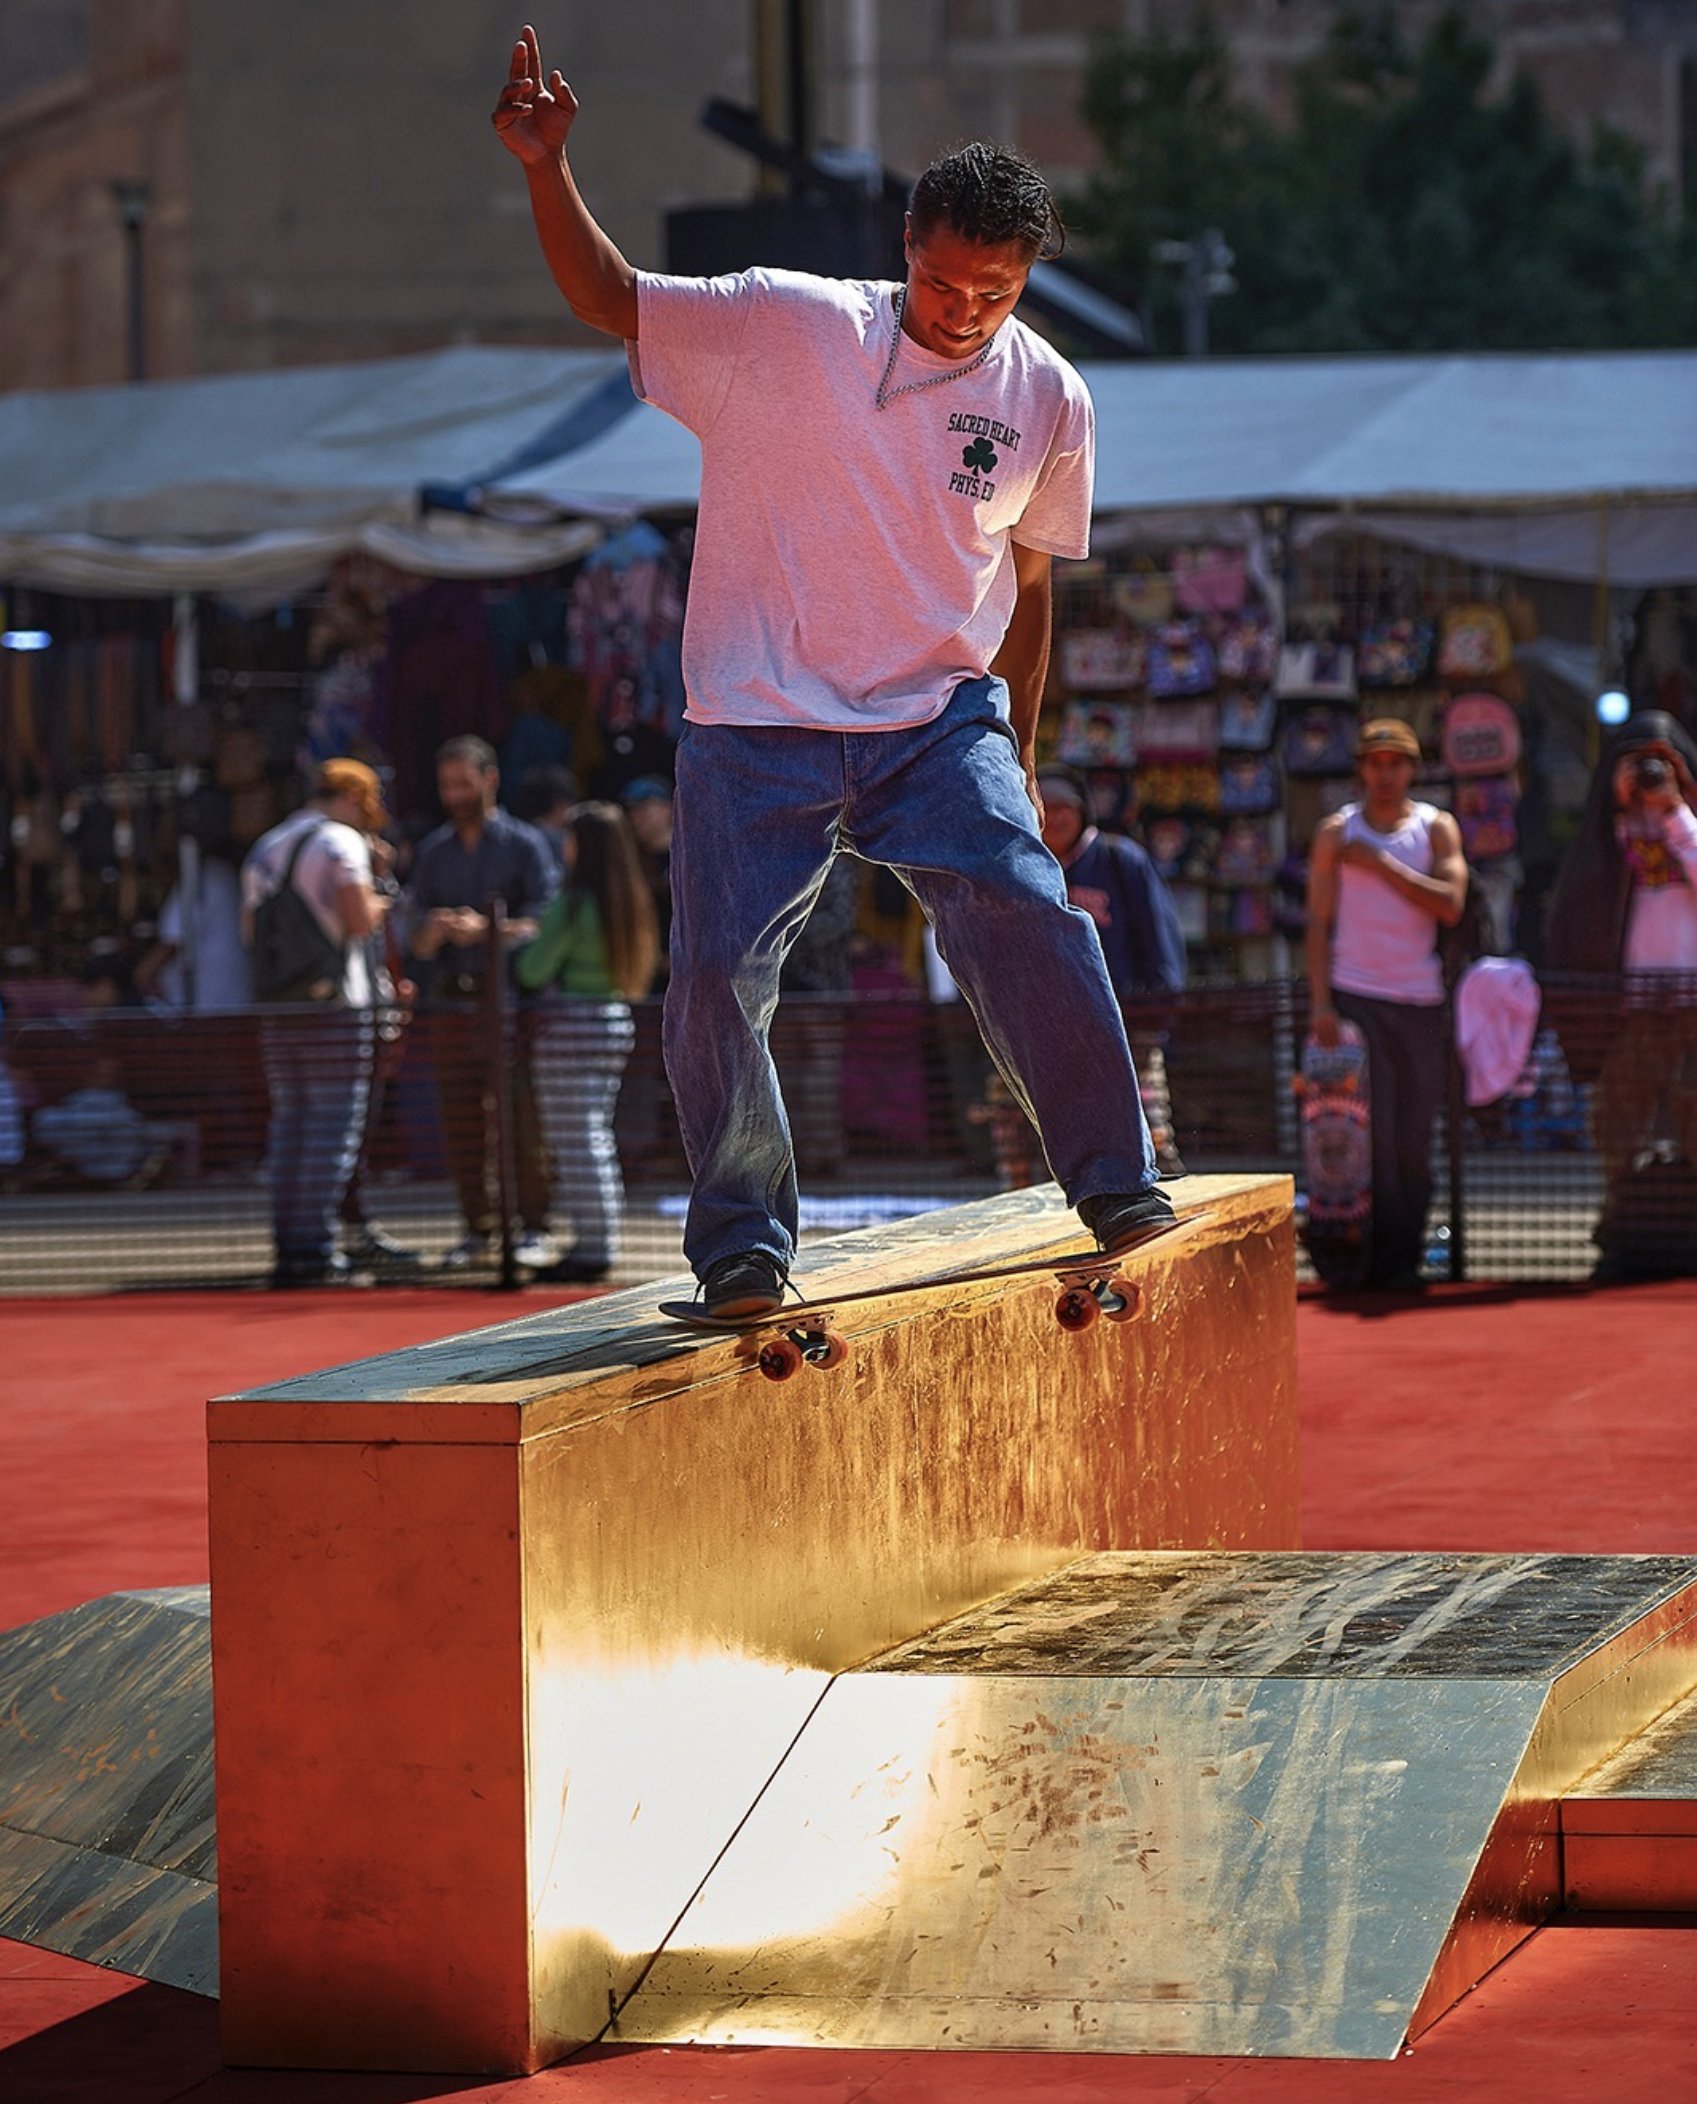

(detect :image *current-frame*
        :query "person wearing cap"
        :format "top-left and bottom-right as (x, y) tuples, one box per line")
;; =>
(240, 758), (398, 1286)
(1037, 766), (1187, 1175)
(1304, 718), (1469, 1291)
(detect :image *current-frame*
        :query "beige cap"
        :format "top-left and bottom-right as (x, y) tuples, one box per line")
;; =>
(1355, 718), (1421, 761)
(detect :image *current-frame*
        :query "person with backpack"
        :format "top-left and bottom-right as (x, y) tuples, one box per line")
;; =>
(241, 759), (396, 1286)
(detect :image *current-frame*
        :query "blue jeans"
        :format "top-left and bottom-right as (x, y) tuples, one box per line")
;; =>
(531, 1001), (637, 1265)
(664, 676), (1156, 1274)
(260, 1010), (373, 1268)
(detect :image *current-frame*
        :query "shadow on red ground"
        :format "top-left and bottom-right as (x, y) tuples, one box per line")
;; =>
(2, 1280), (1695, 2101)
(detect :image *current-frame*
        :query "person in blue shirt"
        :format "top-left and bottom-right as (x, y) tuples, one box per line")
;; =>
(404, 734), (561, 1269)
(1038, 766), (1188, 1174)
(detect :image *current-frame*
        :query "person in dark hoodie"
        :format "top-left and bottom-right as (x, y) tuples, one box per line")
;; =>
(1545, 710), (1697, 1276)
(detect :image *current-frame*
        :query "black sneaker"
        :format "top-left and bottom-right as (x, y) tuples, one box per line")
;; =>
(1078, 1186), (1177, 1254)
(701, 1250), (788, 1320)
(345, 1226), (423, 1269)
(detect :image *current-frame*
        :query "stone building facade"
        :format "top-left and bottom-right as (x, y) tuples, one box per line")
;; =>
(2, 1), (1693, 391)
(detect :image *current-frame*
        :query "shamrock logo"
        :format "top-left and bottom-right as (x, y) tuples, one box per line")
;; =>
(962, 437), (998, 475)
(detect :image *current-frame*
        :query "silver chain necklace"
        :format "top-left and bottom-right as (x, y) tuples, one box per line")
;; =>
(875, 287), (998, 411)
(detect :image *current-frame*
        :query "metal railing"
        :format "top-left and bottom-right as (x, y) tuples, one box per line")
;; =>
(2, 974), (1692, 1294)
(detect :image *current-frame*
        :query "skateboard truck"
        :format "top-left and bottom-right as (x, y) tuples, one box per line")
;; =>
(756, 1326), (850, 1383)
(1054, 1272), (1141, 1331)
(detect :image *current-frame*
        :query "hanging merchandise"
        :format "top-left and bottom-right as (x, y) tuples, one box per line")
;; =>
(1219, 753), (1281, 814)
(1146, 816), (1193, 880)
(1437, 603), (1514, 682)
(1135, 698), (1219, 758)
(568, 520), (687, 733)
(1145, 619), (1218, 699)
(1137, 761), (1221, 814)
(1441, 692), (1523, 778)
(1173, 544), (1248, 615)
(1275, 640), (1355, 702)
(1358, 616), (1436, 688)
(1213, 815), (1277, 886)
(1282, 706), (1357, 777)
(1059, 628), (1145, 691)
(1111, 559), (1175, 627)
(1217, 610), (1279, 685)
(1056, 700), (1138, 767)
(1453, 776), (1520, 862)
(1218, 689), (1277, 751)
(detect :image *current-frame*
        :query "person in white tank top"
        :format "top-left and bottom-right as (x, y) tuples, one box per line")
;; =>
(1305, 719), (1469, 1289)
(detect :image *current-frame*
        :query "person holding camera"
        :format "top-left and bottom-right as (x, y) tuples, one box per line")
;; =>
(1546, 710), (1697, 1277)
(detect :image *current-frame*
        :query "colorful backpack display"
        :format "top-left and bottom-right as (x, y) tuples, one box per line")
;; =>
(1173, 543), (1248, 615)
(1438, 603), (1514, 682)
(1217, 611), (1280, 685)
(1055, 700), (1138, 767)
(1059, 629), (1145, 692)
(1218, 689), (1278, 751)
(1219, 753), (1281, 814)
(1453, 776), (1520, 862)
(1441, 693), (1523, 779)
(1275, 640), (1356, 701)
(1146, 620), (1218, 698)
(1282, 705), (1357, 777)
(1358, 617), (1435, 688)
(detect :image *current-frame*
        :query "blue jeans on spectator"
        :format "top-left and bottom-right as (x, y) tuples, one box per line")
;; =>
(531, 1000), (637, 1266)
(260, 1009), (373, 1274)
(1331, 988), (1449, 1284)
(664, 675), (1156, 1275)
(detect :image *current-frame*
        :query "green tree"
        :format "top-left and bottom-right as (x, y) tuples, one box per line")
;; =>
(1071, 5), (1697, 355)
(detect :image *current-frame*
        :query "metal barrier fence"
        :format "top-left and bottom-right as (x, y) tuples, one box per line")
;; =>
(1, 975), (1693, 1294)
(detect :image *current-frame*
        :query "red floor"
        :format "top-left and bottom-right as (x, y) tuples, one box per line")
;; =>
(3, 1278), (1696, 2101)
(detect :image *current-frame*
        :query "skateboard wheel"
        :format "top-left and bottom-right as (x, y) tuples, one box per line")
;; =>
(1103, 1278), (1142, 1322)
(815, 1331), (850, 1370)
(1055, 1286), (1100, 1332)
(758, 1336), (805, 1382)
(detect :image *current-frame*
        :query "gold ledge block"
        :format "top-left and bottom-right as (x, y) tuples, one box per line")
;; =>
(207, 1176), (1298, 2073)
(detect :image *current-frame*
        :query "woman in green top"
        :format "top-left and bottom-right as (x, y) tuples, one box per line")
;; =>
(517, 803), (660, 1281)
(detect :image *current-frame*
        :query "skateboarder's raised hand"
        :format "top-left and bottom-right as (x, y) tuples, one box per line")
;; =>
(491, 27), (577, 163)
(493, 24), (638, 340)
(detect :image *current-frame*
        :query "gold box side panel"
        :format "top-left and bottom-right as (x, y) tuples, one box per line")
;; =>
(209, 1442), (534, 2073)
(518, 1196), (1297, 2059)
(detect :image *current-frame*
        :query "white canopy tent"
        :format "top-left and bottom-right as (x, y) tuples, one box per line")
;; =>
(1, 343), (1694, 595)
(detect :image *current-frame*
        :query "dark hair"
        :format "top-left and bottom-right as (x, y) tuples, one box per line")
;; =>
(566, 801), (661, 1001)
(436, 734), (498, 774)
(909, 143), (1064, 261)
(508, 764), (580, 823)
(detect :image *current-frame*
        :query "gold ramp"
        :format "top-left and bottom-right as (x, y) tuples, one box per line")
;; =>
(206, 1174), (1297, 2074)
(613, 1551), (1697, 2059)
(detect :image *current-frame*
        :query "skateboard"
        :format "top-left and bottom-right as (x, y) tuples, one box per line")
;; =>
(1296, 1023), (1373, 1289)
(658, 1210), (1209, 1381)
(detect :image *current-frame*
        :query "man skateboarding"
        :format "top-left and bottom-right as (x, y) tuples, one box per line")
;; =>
(494, 25), (1169, 1318)
(1304, 719), (1469, 1290)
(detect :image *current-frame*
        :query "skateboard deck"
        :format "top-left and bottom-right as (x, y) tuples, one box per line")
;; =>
(1297, 1024), (1373, 1289)
(658, 1209), (1209, 1380)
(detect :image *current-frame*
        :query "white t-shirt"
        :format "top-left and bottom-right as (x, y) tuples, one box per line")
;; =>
(1330, 801), (1445, 1007)
(1622, 802), (1697, 971)
(628, 268), (1094, 730)
(241, 808), (373, 1008)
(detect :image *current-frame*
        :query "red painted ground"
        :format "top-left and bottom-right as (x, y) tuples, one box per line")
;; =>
(3, 1278), (1695, 2101)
